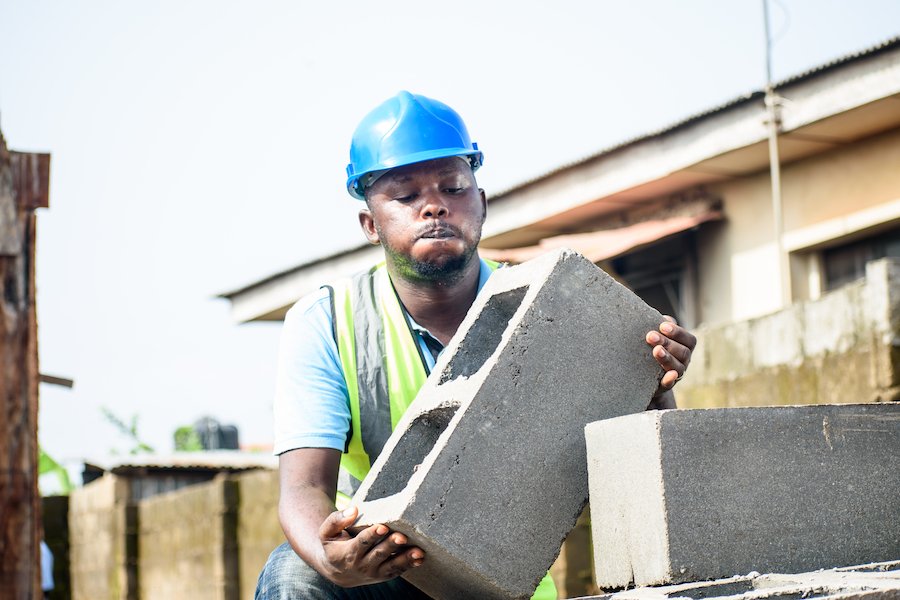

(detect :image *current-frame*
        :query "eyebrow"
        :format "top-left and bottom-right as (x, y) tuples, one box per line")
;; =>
(385, 168), (465, 185)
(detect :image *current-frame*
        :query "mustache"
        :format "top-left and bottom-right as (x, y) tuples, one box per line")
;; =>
(415, 222), (461, 239)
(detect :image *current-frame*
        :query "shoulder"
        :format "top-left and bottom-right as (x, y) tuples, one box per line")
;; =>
(285, 286), (332, 320)
(282, 263), (386, 334)
(279, 287), (336, 358)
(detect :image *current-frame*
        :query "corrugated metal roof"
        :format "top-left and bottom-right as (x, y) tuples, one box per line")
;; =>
(776, 35), (900, 87)
(489, 35), (900, 199)
(480, 211), (723, 264)
(85, 451), (277, 473)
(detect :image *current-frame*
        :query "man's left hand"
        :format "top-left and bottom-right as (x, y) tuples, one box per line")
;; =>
(645, 316), (696, 407)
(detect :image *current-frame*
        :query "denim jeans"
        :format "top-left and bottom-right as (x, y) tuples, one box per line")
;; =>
(254, 542), (433, 600)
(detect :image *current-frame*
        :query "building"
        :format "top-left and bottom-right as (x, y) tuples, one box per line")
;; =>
(222, 38), (900, 409)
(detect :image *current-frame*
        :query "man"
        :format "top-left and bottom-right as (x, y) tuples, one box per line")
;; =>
(255, 91), (695, 600)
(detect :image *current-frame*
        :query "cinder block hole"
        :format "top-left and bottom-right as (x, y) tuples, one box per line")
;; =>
(439, 286), (528, 383)
(361, 405), (460, 502)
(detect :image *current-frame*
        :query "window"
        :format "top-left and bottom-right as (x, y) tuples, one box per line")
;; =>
(610, 233), (697, 327)
(823, 226), (900, 291)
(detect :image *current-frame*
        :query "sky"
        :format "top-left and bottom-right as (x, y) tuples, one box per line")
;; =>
(1, 1), (898, 482)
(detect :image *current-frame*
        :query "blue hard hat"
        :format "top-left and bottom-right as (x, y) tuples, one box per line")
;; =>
(346, 91), (483, 200)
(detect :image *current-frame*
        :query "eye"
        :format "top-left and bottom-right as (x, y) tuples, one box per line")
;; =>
(393, 193), (417, 203)
(444, 186), (465, 195)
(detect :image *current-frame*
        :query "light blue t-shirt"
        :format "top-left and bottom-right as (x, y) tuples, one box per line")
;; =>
(273, 259), (494, 456)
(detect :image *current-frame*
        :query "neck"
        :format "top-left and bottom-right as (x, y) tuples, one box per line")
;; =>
(387, 256), (482, 346)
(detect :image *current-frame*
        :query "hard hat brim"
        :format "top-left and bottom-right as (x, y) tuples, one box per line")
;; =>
(346, 149), (483, 200)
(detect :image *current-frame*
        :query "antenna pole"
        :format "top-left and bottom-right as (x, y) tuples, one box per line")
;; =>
(763, 0), (790, 307)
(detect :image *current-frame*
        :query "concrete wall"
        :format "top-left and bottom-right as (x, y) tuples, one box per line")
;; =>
(235, 469), (282, 600)
(698, 126), (900, 325)
(67, 469), (284, 600)
(69, 475), (135, 600)
(679, 257), (900, 408)
(67, 467), (596, 599)
(138, 474), (239, 600)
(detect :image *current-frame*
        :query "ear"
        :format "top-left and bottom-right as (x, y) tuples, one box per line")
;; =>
(479, 188), (487, 220)
(358, 207), (380, 245)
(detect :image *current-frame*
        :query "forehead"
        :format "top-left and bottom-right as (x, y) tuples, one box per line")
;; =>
(378, 157), (472, 186)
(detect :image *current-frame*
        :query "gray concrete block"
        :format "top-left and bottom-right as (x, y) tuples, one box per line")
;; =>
(351, 249), (665, 600)
(585, 404), (900, 589)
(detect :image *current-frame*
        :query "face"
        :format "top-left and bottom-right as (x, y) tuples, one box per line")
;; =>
(359, 157), (487, 283)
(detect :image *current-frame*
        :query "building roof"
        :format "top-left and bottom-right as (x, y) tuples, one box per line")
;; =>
(222, 36), (900, 323)
(488, 36), (900, 199)
(84, 451), (277, 474)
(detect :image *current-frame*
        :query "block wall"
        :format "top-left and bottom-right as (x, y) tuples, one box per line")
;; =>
(137, 474), (239, 600)
(235, 469), (283, 600)
(69, 475), (134, 600)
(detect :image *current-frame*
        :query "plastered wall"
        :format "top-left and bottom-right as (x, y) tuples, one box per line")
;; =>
(679, 258), (900, 408)
(697, 126), (900, 326)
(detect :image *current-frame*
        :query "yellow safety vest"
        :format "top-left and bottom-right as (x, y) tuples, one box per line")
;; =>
(325, 261), (557, 600)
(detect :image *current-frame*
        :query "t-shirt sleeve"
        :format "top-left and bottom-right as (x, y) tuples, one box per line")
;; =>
(272, 288), (351, 455)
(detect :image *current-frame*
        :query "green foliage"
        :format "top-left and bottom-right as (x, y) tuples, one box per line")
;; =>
(38, 446), (73, 495)
(174, 425), (203, 451)
(101, 406), (155, 455)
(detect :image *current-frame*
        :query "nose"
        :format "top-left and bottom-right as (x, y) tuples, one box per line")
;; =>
(420, 191), (449, 219)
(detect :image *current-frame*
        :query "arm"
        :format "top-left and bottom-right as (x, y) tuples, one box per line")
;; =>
(645, 316), (697, 410)
(275, 296), (424, 586)
(278, 448), (425, 587)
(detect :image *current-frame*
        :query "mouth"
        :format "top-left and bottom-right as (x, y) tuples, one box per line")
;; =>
(418, 225), (458, 240)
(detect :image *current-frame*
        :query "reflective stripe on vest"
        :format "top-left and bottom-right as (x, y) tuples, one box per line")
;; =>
(327, 263), (427, 499)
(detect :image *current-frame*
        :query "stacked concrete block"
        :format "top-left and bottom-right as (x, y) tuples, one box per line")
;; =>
(235, 469), (284, 600)
(585, 404), (900, 589)
(138, 474), (239, 600)
(352, 249), (665, 600)
(69, 474), (136, 600)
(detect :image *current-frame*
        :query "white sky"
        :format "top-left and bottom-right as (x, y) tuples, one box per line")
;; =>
(1, 1), (898, 476)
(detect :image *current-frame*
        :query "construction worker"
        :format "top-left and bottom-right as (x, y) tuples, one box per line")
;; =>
(255, 91), (696, 600)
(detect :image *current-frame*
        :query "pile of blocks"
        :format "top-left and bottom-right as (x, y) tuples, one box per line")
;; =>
(350, 249), (900, 599)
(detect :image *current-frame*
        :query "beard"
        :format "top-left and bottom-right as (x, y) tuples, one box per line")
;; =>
(407, 250), (474, 282)
(380, 233), (479, 285)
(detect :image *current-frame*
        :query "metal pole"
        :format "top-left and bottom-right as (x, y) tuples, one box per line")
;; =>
(763, 0), (791, 307)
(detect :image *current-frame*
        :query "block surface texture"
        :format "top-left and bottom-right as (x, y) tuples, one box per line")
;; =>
(352, 249), (664, 600)
(575, 561), (900, 600)
(585, 404), (900, 589)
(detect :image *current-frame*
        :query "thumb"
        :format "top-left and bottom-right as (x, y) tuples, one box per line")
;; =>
(319, 505), (358, 539)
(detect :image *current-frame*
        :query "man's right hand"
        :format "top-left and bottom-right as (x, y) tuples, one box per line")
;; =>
(317, 505), (425, 587)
